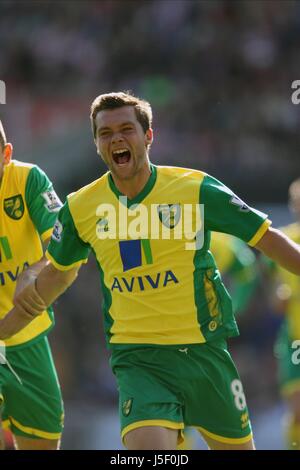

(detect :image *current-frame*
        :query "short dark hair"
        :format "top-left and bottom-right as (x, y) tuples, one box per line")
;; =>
(0, 120), (7, 149)
(90, 91), (152, 139)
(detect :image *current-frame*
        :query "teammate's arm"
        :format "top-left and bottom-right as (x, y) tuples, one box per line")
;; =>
(0, 263), (78, 339)
(255, 227), (300, 275)
(13, 238), (51, 299)
(36, 263), (79, 307)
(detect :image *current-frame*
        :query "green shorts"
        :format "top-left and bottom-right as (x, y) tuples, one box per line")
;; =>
(0, 336), (64, 440)
(111, 340), (252, 445)
(274, 321), (300, 396)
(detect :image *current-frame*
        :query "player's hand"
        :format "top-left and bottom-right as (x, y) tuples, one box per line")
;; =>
(14, 272), (36, 300)
(13, 281), (47, 318)
(14, 258), (48, 301)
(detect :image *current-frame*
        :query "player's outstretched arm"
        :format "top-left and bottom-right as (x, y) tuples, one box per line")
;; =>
(255, 227), (300, 275)
(0, 263), (79, 339)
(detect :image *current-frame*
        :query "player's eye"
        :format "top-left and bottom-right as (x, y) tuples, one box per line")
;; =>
(99, 130), (111, 138)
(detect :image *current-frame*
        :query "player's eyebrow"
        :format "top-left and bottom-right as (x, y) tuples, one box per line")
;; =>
(98, 121), (135, 133)
(119, 121), (135, 127)
(97, 126), (110, 133)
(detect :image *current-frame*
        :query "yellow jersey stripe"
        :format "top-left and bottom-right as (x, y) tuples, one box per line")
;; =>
(41, 227), (54, 243)
(248, 219), (271, 247)
(46, 251), (87, 271)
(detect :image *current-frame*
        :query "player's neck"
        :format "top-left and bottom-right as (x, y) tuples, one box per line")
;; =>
(113, 163), (151, 200)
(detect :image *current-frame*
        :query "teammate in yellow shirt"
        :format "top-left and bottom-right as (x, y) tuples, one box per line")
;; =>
(0, 121), (63, 450)
(1, 92), (300, 450)
(270, 179), (300, 449)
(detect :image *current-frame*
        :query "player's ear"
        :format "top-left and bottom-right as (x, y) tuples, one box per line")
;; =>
(145, 128), (153, 147)
(3, 143), (13, 164)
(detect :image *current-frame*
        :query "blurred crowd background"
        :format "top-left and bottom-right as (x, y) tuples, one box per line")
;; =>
(1, 0), (300, 449)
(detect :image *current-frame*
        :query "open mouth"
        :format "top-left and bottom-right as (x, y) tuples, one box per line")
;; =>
(112, 149), (131, 165)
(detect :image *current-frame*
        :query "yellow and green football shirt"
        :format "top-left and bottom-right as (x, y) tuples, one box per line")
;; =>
(47, 164), (271, 348)
(275, 223), (300, 340)
(0, 159), (62, 347)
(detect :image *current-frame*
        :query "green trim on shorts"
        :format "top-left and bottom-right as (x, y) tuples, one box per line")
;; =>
(111, 340), (252, 442)
(0, 336), (64, 439)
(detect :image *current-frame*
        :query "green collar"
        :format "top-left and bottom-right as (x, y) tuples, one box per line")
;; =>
(108, 164), (157, 208)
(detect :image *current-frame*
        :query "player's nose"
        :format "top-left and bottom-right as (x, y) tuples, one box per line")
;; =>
(111, 132), (124, 143)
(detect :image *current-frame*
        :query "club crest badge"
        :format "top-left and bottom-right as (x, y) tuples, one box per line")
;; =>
(4, 195), (24, 220)
(157, 204), (181, 229)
